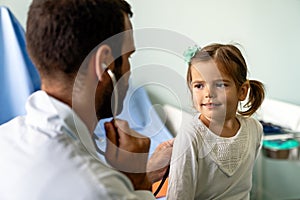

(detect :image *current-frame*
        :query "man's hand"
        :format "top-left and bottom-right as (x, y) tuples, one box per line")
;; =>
(147, 138), (174, 183)
(104, 119), (152, 191)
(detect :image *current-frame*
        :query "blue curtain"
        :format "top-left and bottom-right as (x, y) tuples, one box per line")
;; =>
(0, 6), (40, 124)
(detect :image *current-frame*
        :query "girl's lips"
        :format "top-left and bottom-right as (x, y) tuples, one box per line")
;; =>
(201, 103), (221, 108)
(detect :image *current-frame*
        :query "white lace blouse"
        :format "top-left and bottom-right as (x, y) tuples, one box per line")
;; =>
(167, 113), (263, 200)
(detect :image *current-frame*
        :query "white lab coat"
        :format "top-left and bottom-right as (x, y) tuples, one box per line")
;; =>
(0, 90), (155, 200)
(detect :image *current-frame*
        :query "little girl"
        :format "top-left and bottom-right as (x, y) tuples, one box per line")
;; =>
(167, 43), (265, 200)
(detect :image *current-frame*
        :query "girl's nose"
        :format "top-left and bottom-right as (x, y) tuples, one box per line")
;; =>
(205, 93), (215, 98)
(205, 86), (215, 98)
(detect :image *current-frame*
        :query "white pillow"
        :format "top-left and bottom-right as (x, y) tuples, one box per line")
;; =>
(257, 98), (300, 132)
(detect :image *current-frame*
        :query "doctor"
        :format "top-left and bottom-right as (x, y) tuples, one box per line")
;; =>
(0, 0), (173, 199)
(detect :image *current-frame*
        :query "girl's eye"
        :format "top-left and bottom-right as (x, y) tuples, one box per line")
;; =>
(216, 82), (226, 88)
(194, 83), (204, 89)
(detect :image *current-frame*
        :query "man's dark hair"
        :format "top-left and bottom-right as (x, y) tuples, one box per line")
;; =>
(26, 0), (132, 78)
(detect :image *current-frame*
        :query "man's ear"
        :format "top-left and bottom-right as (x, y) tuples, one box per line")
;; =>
(238, 81), (250, 101)
(95, 45), (112, 81)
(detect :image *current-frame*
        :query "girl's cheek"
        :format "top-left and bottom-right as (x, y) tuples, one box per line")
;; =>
(192, 96), (201, 108)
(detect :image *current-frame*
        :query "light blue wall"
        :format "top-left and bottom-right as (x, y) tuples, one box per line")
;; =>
(2, 0), (300, 109)
(127, 0), (300, 109)
(0, 0), (31, 28)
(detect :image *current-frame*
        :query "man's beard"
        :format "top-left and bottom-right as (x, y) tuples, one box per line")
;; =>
(96, 78), (129, 120)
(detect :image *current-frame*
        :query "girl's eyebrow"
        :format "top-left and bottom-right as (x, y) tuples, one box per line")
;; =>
(214, 79), (231, 83)
(191, 79), (231, 84)
(191, 80), (205, 84)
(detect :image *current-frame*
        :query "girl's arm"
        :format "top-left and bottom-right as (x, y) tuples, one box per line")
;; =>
(254, 118), (264, 159)
(167, 130), (199, 200)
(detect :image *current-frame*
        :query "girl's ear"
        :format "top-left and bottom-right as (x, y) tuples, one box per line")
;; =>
(94, 45), (112, 81)
(238, 81), (249, 101)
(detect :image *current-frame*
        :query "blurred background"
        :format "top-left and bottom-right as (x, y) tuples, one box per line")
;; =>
(1, 0), (300, 199)
(1, 0), (300, 110)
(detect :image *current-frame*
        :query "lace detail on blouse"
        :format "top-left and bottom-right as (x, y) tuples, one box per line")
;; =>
(194, 116), (249, 176)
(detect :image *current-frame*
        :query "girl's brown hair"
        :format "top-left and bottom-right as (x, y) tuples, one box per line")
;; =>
(186, 43), (265, 116)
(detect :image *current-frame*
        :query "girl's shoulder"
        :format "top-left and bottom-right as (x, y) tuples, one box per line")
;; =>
(174, 113), (208, 143)
(237, 115), (263, 141)
(237, 115), (262, 129)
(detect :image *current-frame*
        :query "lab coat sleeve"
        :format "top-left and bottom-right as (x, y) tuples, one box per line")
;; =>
(92, 166), (156, 200)
(0, 119), (155, 200)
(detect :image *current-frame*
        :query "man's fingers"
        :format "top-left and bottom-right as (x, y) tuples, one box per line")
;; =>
(114, 119), (147, 139)
(156, 138), (174, 150)
(104, 121), (119, 159)
(104, 119), (150, 173)
(104, 121), (118, 144)
(167, 138), (175, 146)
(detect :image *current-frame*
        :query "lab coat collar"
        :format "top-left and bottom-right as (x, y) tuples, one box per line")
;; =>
(25, 90), (99, 158)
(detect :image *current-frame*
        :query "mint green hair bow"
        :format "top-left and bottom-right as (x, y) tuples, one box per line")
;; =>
(183, 45), (201, 64)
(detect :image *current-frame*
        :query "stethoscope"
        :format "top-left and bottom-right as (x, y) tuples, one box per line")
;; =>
(92, 65), (168, 197)
(92, 64), (118, 155)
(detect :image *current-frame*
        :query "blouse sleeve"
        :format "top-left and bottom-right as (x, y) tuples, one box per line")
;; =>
(253, 118), (263, 159)
(167, 125), (199, 200)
